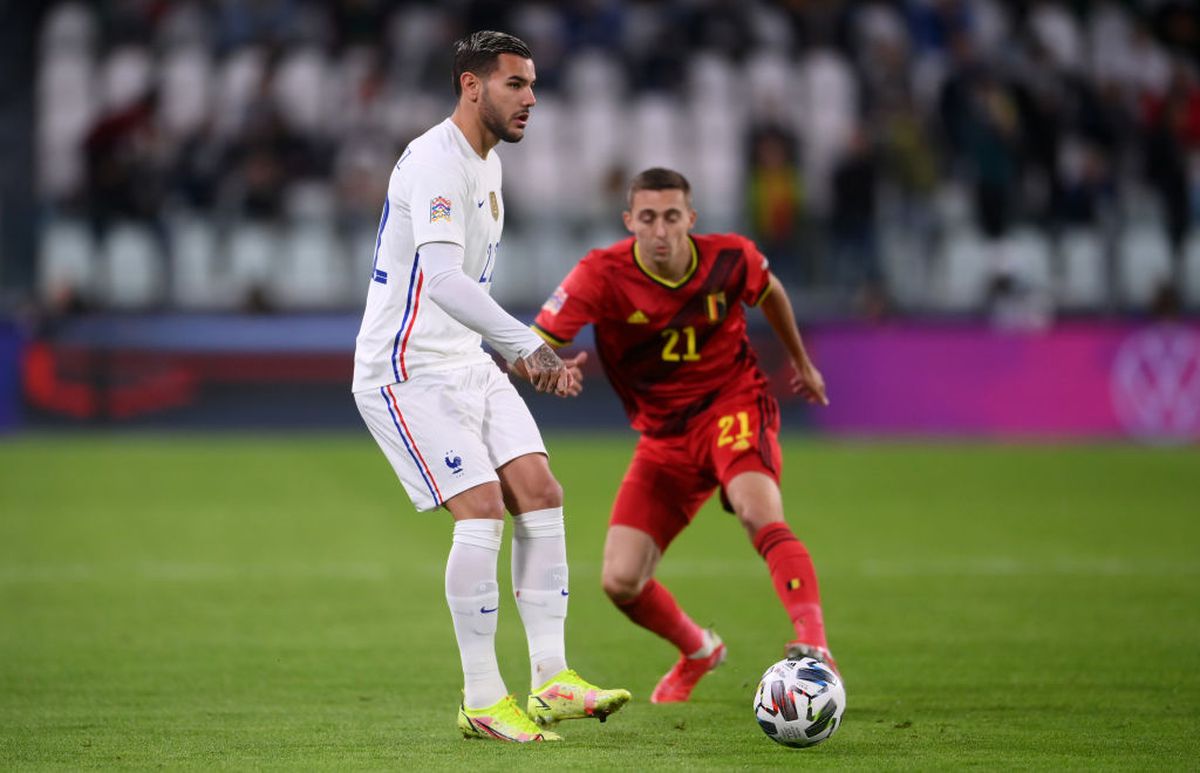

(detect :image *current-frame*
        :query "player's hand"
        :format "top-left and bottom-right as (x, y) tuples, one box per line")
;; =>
(790, 360), (829, 406)
(520, 344), (576, 397)
(560, 351), (588, 397)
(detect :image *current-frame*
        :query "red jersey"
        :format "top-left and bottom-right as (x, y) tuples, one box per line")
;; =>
(533, 233), (773, 437)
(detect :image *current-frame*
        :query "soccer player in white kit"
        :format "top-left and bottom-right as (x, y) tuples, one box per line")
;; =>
(352, 31), (629, 742)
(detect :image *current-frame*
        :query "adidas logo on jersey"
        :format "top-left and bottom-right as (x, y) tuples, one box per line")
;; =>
(626, 310), (649, 324)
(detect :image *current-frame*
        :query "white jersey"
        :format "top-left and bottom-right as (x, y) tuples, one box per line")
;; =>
(352, 119), (507, 392)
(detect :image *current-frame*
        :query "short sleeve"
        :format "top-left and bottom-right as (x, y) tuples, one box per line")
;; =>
(408, 162), (468, 248)
(739, 236), (772, 306)
(532, 254), (604, 347)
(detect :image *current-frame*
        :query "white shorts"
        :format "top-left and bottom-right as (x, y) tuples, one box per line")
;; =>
(355, 362), (546, 512)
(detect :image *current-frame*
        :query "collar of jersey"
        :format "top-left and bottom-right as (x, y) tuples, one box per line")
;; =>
(633, 238), (698, 289)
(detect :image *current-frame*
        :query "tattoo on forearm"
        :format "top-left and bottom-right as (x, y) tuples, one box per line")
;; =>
(529, 344), (563, 371)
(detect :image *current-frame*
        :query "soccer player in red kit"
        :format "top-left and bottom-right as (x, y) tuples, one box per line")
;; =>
(533, 167), (835, 703)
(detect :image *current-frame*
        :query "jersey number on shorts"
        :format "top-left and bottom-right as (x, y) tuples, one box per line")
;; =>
(717, 411), (753, 451)
(661, 326), (701, 362)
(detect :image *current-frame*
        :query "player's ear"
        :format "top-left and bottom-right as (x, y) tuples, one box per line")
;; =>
(460, 71), (481, 102)
(622, 210), (634, 233)
(688, 207), (697, 229)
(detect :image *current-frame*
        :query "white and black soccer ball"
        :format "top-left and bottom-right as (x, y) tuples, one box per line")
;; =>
(753, 656), (845, 748)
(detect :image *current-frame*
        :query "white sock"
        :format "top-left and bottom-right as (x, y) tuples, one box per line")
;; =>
(511, 507), (569, 688)
(688, 629), (719, 659)
(445, 518), (507, 709)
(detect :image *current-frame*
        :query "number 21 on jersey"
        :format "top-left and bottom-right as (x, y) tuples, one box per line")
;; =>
(717, 411), (753, 451)
(661, 326), (701, 362)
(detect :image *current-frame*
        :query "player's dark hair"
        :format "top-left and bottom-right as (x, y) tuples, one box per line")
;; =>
(452, 30), (533, 97)
(628, 167), (692, 208)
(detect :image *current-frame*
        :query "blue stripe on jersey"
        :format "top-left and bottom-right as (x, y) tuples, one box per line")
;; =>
(390, 251), (421, 382)
(477, 241), (495, 283)
(379, 386), (440, 505)
(370, 198), (390, 284)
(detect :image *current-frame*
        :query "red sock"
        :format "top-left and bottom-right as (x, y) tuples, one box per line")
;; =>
(614, 579), (706, 656)
(753, 522), (828, 649)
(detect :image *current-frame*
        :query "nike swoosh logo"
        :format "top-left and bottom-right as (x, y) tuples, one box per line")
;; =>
(480, 606), (498, 614)
(477, 200), (485, 208)
(560, 589), (569, 596)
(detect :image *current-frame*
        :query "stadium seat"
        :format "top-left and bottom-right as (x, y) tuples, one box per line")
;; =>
(853, 3), (908, 51)
(38, 217), (96, 305)
(227, 221), (280, 308)
(40, 2), (97, 56)
(564, 52), (624, 104)
(100, 222), (164, 309)
(1183, 232), (1200, 307)
(627, 95), (689, 176)
(502, 95), (567, 215)
(1029, 1), (1084, 72)
(284, 181), (336, 224)
(971, 0), (1013, 57)
(37, 50), (95, 198)
(876, 218), (925, 309)
(1006, 227), (1053, 291)
(687, 55), (746, 230)
(278, 222), (345, 309)
(1058, 227), (1107, 309)
(213, 47), (267, 138)
(386, 5), (447, 90)
(1118, 224), (1173, 308)
(347, 225), (378, 305)
(796, 49), (857, 213)
(273, 46), (332, 136)
(171, 217), (222, 310)
(686, 53), (738, 106)
(159, 47), (213, 137)
(939, 227), (988, 311)
(687, 104), (743, 231)
(564, 100), (624, 221)
(743, 51), (794, 122)
(100, 45), (154, 111)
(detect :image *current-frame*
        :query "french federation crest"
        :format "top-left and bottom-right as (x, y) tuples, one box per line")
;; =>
(430, 196), (452, 223)
(489, 191), (499, 221)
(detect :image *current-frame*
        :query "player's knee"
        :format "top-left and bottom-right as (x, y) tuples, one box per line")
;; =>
(601, 569), (643, 604)
(479, 499), (507, 521)
(734, 505), (781, 537)
(525, 477), (563, 511)
(447, 486), (506, 521)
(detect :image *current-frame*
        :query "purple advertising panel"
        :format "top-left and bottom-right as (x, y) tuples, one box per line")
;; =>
(806, 322), (1200, 441)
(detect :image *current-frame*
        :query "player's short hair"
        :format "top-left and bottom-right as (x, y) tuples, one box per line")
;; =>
(452, 30), (533, 97)
(628, 167), (693, 208)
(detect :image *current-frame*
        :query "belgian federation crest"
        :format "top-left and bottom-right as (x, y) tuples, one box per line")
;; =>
(489, 191), (499, 221)
(705, 292), (727, 323)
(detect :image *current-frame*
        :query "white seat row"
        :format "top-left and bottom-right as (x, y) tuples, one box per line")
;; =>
(40, 215), (1200, 313)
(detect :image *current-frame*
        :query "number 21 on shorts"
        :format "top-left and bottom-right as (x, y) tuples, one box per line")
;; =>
(717, 411), (753, 451)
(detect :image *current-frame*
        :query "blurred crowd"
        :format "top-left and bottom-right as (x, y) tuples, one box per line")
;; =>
(35, 0), (1200, 320)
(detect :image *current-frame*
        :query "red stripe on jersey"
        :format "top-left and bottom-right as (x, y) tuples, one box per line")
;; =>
(398, 270), (424, 380)
(385, 383), (442, 502)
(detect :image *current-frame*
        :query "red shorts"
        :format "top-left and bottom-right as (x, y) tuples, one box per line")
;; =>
(610, 393), (782, 551)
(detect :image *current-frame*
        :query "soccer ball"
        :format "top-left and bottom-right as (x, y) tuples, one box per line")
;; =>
(752, 656), (845, 748)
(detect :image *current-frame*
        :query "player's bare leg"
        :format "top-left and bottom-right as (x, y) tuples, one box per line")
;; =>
(498, 454), (630, 727)
(601, 525), (662, 604)
(725, 471), (837, 672)
(603, 526), (726, 703)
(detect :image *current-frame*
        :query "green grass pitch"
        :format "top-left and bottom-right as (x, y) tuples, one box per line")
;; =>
(1, 434), (1198, 769)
